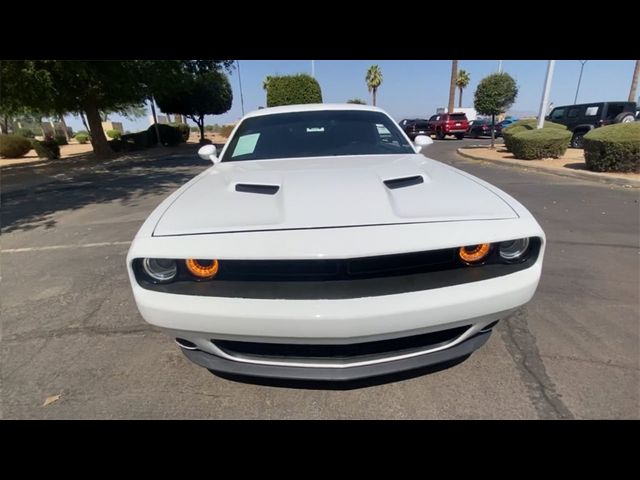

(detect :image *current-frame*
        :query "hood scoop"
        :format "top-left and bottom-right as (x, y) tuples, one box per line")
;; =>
(384, 175), (424, 190)
(235, 183), (280, 195)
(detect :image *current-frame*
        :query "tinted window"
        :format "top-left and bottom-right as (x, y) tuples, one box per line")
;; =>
(605, 104), (625, 120)
(568, 108), (582, 118)
(414, 121), (429, 128)
(550, 108), (566, 120)
(222, 110), (415, 162)
(449, 113), (467, 121)
(429, 115), (438, 121)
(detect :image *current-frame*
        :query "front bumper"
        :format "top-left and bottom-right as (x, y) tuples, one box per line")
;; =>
(182, 330), (492, 381)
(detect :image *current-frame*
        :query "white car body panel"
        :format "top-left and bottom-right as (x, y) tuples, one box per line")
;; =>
(126, 103), (545, 380)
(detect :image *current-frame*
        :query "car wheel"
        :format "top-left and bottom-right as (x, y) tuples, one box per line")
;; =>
(571, 131), (585, 149)
(455, 133), (465, 140)
(436, 130), (445, 140)
(614, 113), (635, 123)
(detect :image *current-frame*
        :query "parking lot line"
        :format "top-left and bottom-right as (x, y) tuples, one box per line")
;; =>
(1, 241), (132, 253)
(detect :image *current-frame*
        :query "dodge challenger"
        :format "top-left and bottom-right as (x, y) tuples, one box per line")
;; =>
(127, 104), (545, 381)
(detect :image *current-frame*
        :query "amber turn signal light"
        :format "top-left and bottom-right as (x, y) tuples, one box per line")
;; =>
(459, 244), (491, 264)
(185, 259), (219, 279)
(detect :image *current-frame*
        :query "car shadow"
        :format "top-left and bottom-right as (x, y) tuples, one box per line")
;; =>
(209, 354), (472, 390)
(1, 154), (209, 234)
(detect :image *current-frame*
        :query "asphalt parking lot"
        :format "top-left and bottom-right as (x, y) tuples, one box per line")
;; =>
(2, 138), (638, 419)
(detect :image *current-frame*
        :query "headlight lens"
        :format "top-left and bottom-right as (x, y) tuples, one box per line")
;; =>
(499, 238), (530, 262)
(458, 243), (491, 264)
(186, 259), (219, 279)
(142, 258), (177, 282)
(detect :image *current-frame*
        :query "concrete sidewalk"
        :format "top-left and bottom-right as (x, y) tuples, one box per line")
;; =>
(457, 147), (640, 188)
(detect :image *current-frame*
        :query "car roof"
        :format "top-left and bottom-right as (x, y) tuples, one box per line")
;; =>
(243, 103), (387, 119)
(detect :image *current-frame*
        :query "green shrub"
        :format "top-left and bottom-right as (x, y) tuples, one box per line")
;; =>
(0, 134), (33, 158)
(204, 125), (214, 132)
(55, 134), (68, 145)
(15, 127), (36, 138)
(146, 124), (182, 146)
(347, 98), (367, 104)
(106, 129), (122, 139)
(75, 133), (89, 144)
(31, 137), (61, 159)
(74, 130), (90, 137)
(503, 119), (567, 152)
(170, 122), (190, 141)
(266, 74), (322, 107)
(190, 126), (199, 132)
(583, 123), (640, 173)
(508, 128), (572, 160)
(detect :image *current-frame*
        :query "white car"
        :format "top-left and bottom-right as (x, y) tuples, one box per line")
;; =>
(127, 104), (545, 381)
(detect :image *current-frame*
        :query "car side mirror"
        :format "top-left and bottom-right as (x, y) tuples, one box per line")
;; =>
(198, 144), (220, 164)
(413, 135), (433, 152)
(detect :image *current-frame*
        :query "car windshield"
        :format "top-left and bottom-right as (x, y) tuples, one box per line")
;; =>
(221, 110), (415, 162)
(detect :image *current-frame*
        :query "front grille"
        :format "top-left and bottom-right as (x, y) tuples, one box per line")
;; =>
(216, 247), (459, 282)
(213, 325), (470, 362)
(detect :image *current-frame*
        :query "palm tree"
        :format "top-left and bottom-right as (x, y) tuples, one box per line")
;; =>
(366, 65), (383, 106)
(262, 75), (273, 91)
(456, 69), (471, 108)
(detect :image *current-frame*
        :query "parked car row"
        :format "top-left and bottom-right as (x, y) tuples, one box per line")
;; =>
(400, 114), (518, 140)
(399, 114), (469, 140)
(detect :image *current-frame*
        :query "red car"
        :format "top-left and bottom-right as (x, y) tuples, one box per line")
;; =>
(426, 113), (469, 140)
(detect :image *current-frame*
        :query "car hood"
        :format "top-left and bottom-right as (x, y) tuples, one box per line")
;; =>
(153, 154), (517, 236)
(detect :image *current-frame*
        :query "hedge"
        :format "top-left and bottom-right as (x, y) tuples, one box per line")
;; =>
(583, 123), (640, 173)
(170, 122), (190, 141)
(55, 134), (68, 145)
(15, 128), (36, 138)
(508, 128), (572, 160)
(31, 137), (60, 159)
(146, 124), (183, 146)
(106, 129), (122, 139)
(503, 118), (567, 152)
(0, 134), (33, 158)
(75, 133), (89, 144)
(266, 74), (322, 107)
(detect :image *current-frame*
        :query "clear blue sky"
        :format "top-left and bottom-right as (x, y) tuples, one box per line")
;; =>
(63, 60), (638, 132)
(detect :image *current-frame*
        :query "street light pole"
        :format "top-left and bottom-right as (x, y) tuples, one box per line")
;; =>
(237, 60), (245, 116)
(312, 60), (315, 78)
(574, 60), (587, 104)
(537, 60), (556, 129)
(498, 60), (503, 73)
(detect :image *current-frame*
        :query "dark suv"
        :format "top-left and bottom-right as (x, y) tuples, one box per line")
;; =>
(546, 101), (637, 148)
(398, 118), (430, 140)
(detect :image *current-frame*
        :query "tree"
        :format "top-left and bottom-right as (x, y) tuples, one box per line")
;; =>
(474, 72), (518, 148)
(347, 98), (367, 104)
(262, 75), (273, 91)
(456, 69), (471, 108)
(366, 65), (383, 106)
(448, 60), (458, 116)
(629, 60), (639, 102)
(155, 70), (233, 142)
(265, 74), (322, 107)
(0, 60), (233, 158)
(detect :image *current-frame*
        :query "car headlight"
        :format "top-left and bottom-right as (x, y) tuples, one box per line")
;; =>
(458, 243), (491, 264)
(142, 258), (177, 283)
(499, 238), (530, 262)
(186, 259), (219, 279)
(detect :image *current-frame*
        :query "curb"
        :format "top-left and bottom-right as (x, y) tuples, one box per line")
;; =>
(456, 148), (640, 188)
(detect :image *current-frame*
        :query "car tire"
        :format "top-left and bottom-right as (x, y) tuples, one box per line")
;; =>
(455, 133), (465, 140)
(436, 130), (445, 140)
(614, 113), (635, 123)
(571, 131), (586, 149)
